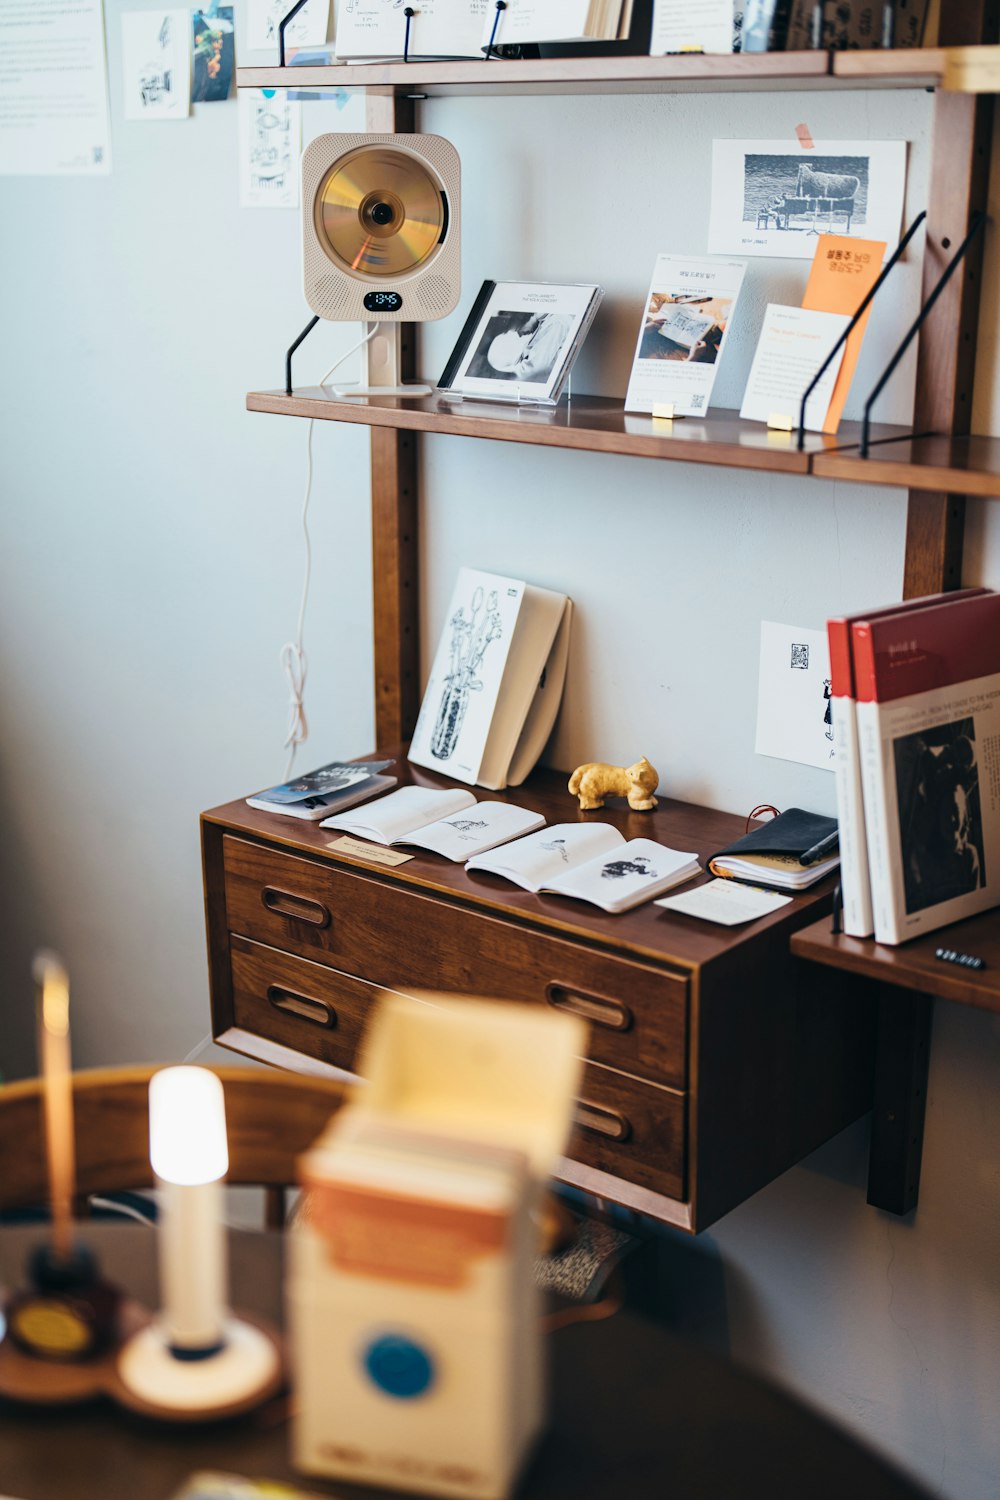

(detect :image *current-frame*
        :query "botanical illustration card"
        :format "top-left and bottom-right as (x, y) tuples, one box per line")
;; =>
(739, 305), (850, 431)
(624, 255), (747, 417)
(708, 139), (907, 259)
(121, 11), (191, 121)
(650, 0), (734, 54)
(755, 621), (835, 771)
(239, 89), (301, 208)
(191, 6), (235, 102)
(247, 0), (330, 51)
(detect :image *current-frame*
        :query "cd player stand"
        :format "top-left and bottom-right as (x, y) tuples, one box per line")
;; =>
(333, 323), (432, 398)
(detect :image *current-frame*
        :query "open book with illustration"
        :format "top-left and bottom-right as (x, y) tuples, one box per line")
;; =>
(320, 784), (544, 859)
(467, 823), (700, 913)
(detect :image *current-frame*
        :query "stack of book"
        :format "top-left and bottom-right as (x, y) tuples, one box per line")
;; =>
(828, 588), (1000, 946)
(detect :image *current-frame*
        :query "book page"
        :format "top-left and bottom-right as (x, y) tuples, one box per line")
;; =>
(739, 306), (849, 432)
(625, 256), (747, 417)
(409, 569), (525, 785)
(320, 785), (476, 844)
(401, 802), (545, 860)
(548, 838), (700, 912)
(467, 823), (624, 892)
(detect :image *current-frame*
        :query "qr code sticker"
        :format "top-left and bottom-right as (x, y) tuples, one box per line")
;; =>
(790, 643), (810, 670)
(690, 394), (706, 410)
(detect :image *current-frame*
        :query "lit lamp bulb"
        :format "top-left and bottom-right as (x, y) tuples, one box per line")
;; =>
(116, 1067), (280, 1416)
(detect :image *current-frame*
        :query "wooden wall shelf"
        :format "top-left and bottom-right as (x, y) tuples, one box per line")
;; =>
(812, 433), (1000, 496)
(246, 390), (912, 477)
(792, 910), (1000, 1014)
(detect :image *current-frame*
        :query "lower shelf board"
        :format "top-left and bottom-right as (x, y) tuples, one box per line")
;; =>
(812, 432), (1000, 497)
(246, 389), (912, 477)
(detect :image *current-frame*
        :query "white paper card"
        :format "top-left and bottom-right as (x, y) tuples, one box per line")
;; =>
(467, 823), (625, 893)
(0, 0), (112, 175)
(656, 878), (792, 925)
(708, 139), (907, 260)
(403, 802), (545, 860)
(651, 0), (734, 53)
(625, 255), (747, 418)
(247, 0), (330, 51)
(121, 11), (190, 121)
(337, 0), (490, 57)
(487, 0), (597, 44)
(739, 305), (849, 432)
(756, 621), (835, 771)
(321, 785), (476, 843)
(239, 89), (301, 208)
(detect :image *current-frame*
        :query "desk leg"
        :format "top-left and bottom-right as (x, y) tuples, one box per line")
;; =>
(866, 988), (933, 1216)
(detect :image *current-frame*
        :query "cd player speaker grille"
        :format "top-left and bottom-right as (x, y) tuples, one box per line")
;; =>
(422, 275), (451, 312)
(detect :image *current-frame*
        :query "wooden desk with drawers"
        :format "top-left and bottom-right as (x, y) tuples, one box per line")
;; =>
(202, 756), (876, 1232)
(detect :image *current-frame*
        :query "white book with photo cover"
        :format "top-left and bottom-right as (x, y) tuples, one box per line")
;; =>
(468, 825), (701, 911)
(408, 568), (572, 791)
(624, 255), (746, 417)
(438, 282), (603, 407)
(852, 592), (1000, 945)
(335, 0), (490, 58)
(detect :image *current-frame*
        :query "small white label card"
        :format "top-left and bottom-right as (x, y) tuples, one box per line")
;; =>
(122, 11), (191, 121)
(656, 878), (793, 925)
(239, 89), (301, 208)
(650, 0), (734, 54)
(739, 306), (850, 432)
(708, 139), (907, 260)
(755, 621), (835, 771)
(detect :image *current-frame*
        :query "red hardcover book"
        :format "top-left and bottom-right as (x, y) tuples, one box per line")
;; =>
(850, 590), (1000, 945)
(827, 589), (987, 938)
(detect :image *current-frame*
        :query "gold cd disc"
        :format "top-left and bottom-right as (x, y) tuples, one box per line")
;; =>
(314, 146), (447, 278)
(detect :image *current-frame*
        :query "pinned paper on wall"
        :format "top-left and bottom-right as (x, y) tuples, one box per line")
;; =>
(192, 5), (235, 102)
(247, 0), (330, 51)
(708, 139), (906, 260)
(122, 11), (191, 121)
(755, 621), (835, 771)
(0, 0), (112, 175)
(239, 89), (301, 208)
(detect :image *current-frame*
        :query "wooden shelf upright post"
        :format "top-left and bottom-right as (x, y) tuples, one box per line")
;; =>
(366, 88), (421, 746)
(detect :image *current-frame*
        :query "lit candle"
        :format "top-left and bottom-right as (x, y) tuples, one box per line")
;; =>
(149, 1066), (229, 1358)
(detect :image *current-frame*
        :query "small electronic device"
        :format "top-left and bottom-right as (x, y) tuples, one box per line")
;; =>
(299, 132), (461, 397)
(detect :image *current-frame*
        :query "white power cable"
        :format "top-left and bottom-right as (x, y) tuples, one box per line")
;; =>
(280, 325), (378, 780)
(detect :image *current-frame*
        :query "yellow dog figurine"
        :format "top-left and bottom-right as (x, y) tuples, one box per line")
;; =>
(568, 757), (659, 812)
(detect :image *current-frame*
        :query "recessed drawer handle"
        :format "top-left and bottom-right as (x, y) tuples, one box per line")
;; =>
(547, 985), (632, 1032)
(267, 986), (337, 1029)
(574, 1099), (632, 1143)
(261, 886), (331, 928)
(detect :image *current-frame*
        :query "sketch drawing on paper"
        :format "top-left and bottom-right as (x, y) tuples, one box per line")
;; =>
(743, 152), (870, 237)
(140, 16), (176, 106)
(431, 585), (503, 762)
(601, 857), (657, 881)
(247, 97), (294, 198)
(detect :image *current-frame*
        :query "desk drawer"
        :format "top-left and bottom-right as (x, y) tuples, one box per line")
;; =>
(231, 935), (374, 1076)
(223, 835), (688, 1089)
(570, 1063), (685, 1202)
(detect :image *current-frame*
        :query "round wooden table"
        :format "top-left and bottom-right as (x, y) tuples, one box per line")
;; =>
(0, 1224), (930, 1500)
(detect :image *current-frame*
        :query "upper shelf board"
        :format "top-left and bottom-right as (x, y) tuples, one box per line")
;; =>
(235, 47), (948, 98)
(245, 389), (910, 476)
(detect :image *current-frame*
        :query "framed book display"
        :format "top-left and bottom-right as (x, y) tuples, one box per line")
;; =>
(437, 281), (603, 406)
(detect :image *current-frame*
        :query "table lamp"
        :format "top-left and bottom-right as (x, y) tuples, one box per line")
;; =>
(116, 1066), (280, 1416)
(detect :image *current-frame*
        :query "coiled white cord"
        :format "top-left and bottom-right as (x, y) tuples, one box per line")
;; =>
(280, 325), (378, 780)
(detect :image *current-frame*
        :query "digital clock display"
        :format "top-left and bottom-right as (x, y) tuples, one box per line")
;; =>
(364, 291), (403, 313)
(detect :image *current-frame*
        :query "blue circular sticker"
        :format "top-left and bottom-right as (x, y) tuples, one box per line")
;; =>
(363, 1333), (435, 1399)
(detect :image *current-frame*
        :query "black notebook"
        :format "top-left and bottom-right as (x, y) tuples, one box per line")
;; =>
(708, 808), (839, 891)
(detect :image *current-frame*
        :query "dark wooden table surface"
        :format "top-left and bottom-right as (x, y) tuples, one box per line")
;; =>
(0, 1225), (930, 1500)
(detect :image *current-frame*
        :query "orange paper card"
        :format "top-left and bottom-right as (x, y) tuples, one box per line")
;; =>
(802, 235), (886, 433)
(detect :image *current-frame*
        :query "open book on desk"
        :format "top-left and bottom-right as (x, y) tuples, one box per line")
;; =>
(467, 823), (701, 913)
(321, 784), (544, 859)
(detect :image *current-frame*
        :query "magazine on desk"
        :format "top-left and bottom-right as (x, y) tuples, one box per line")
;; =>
(438, 282), (603, 406)
(853, 590), (1000, 945)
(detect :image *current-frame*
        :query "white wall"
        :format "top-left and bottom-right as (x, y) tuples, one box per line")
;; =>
(1, 8), (999, 1494)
